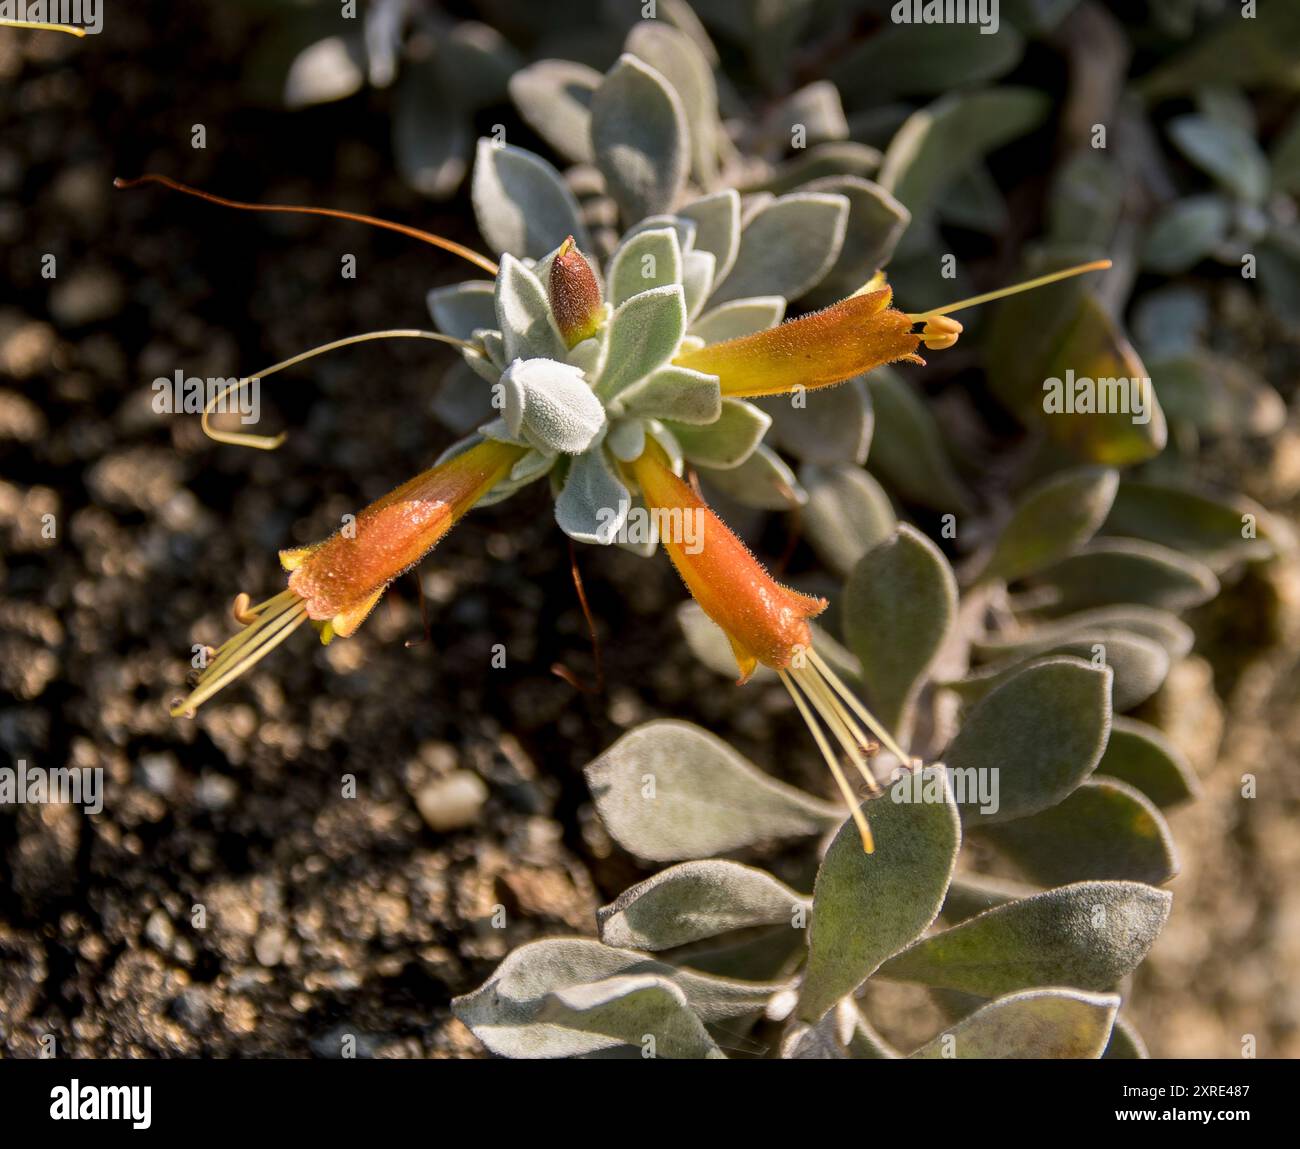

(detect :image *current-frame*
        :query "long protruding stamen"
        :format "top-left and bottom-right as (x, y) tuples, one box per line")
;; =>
(202, 329), (480, 449)
(906, 259), (1112, 321)
(780, 669), (874, 853)
(171, 589), (310, 716)
(808, 647), (914, 766)
(113, 174), (500, 275)
(794, 663), (882, 797)
(0, 18), (86, 35)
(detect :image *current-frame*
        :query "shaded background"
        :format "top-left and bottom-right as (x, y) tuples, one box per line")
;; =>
(1, 0), (1298, 1057)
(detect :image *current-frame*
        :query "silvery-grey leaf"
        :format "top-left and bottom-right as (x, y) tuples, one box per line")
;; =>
(605, 418), (646, 462)
(668, 399), (771, 469)
(494, 255), (567, 362)
(909, 988), (1120, 1059)
(499, 358), (605, 455)
(478, 329), (508, 369)
(690, 296), (786, 343)
(709, 193), (850, 305)
(284, 34), (366, 109)
(555, 448), (630, 544)
(432, 358), (497, 434)
(585, 720), (840, 860)
(645, 420), (684, 472)
(625, 20), (720, 187)
(428, 280), (497, 341)
(394, 60), (469, 199)
(462, 342), (502, 383)
(681, 250), (716, 319)
(472, 139), (590, 259)
(799, 177), (910, 306)
(800, 463), (896, 578)
(767, 80), (849, 147)
(762, 376), (873, 465)
(598, 860), (806, 951)
(437, 21), (522, 111)
(615, 366), (721, 425)
(594, 285), (688, 400)
(591, 54), (689, 224)
(620, 213), (698, 252)
(678, 189), (741, 283)
(700, 445), (804, 511)
(606, 227), (683, 307)
(509, 59), (601, 165)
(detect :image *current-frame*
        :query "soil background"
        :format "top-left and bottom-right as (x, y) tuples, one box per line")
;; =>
(2, 1), (1298, 1059)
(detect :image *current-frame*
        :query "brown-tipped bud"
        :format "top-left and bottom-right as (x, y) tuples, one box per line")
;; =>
(549, 236), (603, 347)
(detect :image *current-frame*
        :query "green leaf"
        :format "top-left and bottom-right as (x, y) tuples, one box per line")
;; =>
(1102, 479), (1276, 571)
(393, 61), (469, 199)
(761, 377), (873, 467)
(800, 463), (896, 579)
(554, 448), (629, 546)
(534, 974), (726, 1059)
(709, 193), (849, 306)
(865, 367), (972, 514)
(944, 657), (1112, 826)
(940, 874), (1034, 925)
(508, 59), (600, 165)
(591, 54), (689, 224)
(614, 366), (721, 425)
(879, 880), (1172, 995)
(1104, 1014), (1150, 1059)
(842, 526), (957, 736)
(584, 720), (840, 861)
(953, 630), (1169, 714)
(972, 606), (1193, 662)
(1140, 196), (1232, 275)
(1096, 717), (1200, 809)
(1139, 2), (1300, 98)
(1168, 114), (1270, 204)
(983, 779), (1180, 887)
(494, 254), (567, 362)
(595, 285), (688, 401)
(667, 398), (770, 469)
(472, 140), (589, 260)
(700, 445), (804, 512)
(678, 189), (742, 283)
(625, 21), (720, 188)
(1030, 539), (1220, 614)
(606, 227), (683, 307)
(427, 279), (497, 342)
(798, 177), (910, 306)
(690, 296), (786, 343)
(983, 466), (1119, 583)
(879, 89), (1050, 223)
(453, 937), (785, 1057)
(831, 22), (1024, 102)
(909, 988), (1119, 1059)
(797, 766), (961, 1022)
(597, 861), (806, 951)
(1150, 349), (1286, 439)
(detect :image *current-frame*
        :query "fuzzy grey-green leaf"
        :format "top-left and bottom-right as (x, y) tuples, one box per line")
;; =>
(595, 285), (688, 401)
(1096, 717), (1200, 808)
(843, 525), (957, 735)
(472, 139), (589, 260)
(800, 463), (896, 578)
(797, 767), (960, 1022)
(879, 880), (1172, 996)
(585, 720), (840, 861)
(909, 988), (1119, 1059)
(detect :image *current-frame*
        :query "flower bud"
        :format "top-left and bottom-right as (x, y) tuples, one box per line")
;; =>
(548, 236), (603, 347)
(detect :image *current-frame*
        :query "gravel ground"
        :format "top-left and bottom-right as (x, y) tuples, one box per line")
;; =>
(2, 2), (1298, 1059)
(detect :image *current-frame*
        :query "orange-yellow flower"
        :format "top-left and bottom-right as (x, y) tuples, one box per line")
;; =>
(627, 440), (918, 852)
(673, 287), (924, 398)
(171, 439), (524, 716)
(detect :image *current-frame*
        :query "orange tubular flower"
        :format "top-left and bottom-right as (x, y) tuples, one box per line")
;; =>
(673, 288), (924, 398)
(628, 441), (916, 852)
(171, 439), (525, 716)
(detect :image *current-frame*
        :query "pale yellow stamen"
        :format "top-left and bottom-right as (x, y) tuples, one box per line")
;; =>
(171, 589), (310, 716)
(906, 259), (1112, 323)
(201, 329), (482, 450)
(0, 18), (86, 35)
